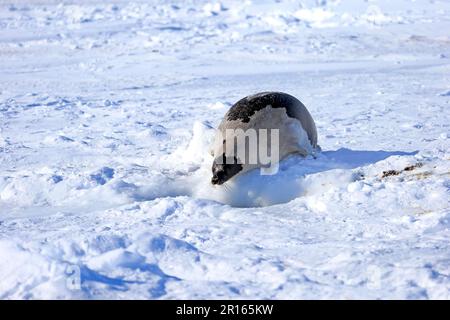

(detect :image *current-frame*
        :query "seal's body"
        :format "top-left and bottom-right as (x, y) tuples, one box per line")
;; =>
(211, 92), (318, 185)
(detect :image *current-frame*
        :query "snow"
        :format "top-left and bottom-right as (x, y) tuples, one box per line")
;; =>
(0, 0), (449, 299)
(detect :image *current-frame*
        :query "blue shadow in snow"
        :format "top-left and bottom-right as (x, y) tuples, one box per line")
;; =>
(79, 263), (180, 298)
(321, 148), (418, 169)
(227, 147), (420, 207)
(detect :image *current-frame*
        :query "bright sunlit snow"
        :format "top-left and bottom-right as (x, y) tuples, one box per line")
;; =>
(0, 0), (449, 299)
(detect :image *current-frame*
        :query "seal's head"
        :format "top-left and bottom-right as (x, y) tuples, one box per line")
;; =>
(211, 154), (243, 185)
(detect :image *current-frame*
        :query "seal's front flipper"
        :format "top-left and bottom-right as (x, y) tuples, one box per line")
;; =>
(311, 145), (321, 159)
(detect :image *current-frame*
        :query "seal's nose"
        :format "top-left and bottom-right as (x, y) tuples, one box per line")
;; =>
(211, 170), (225, 185)
(211, 176), (219, 185)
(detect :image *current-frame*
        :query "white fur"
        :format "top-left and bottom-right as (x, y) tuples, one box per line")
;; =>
(211, 106), (317, 177)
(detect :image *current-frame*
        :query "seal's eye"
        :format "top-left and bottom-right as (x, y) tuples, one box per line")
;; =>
(216, 170), (225, 179)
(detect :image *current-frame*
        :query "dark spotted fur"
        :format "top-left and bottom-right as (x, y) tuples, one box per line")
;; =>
(226, 92), (299, 123)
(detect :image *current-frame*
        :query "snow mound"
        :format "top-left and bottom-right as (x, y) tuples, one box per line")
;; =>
(162, 122), (420, 207)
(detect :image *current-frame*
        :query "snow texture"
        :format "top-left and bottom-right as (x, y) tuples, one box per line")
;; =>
(0, 0), (449, 299)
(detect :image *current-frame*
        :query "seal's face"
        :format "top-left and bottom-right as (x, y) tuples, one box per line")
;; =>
(211, 154), (243, 185)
